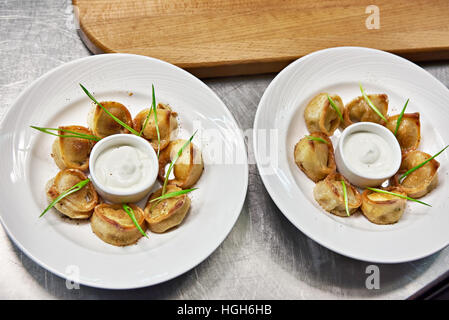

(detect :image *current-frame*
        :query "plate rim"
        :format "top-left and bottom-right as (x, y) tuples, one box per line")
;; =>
(0, 53), (249, 289)
(253, 46), (449, 263)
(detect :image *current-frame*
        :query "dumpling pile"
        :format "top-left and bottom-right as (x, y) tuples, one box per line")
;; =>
(294, 90), (437, 225)
(42, 93), (203, 246)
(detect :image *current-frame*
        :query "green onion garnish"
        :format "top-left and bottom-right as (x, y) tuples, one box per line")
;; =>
(30, 126), (100, 141)
(162, 131), (197, 196)
(122, 204), (148, 238)
(140, 85), (161, 157)
(150, 188), (197, 203)
(359, 84), (387, 122)
(327, 94), (344, 122)
(40, 178), (90, 217)
(306, 135), (329, 144)
(394, 99), (409, 136)
(79, 83), (140, 135)
(366, 187), (431, 207)
(341, 180), (350, 217)
(400, 145), (449, 181)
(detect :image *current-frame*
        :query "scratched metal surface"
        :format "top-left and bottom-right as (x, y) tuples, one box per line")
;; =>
(2, 0), (449, 300)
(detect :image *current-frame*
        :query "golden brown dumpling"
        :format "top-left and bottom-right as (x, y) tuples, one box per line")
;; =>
(361, 187), (407, 225)
(144, 185), (191, 233)
(344, 94), (388, 127)
(45, 169), (98, 219)
(133, 103), (178, 152)
(391, 151), (439, 198)
(88, 101), (132, 138)
(294, 132), (336, 182)
(313, 173), (362, 217)
(51, 125), (94, 171)
(386, 113), (420, 154)
(91, 203), (146, 246)
(304, 93), (343, 136)
(158, 139), (204, 188)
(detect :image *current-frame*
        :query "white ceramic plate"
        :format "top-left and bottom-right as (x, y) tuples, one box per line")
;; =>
(254, 47), (449, 263)
(0, 54), (248, 289)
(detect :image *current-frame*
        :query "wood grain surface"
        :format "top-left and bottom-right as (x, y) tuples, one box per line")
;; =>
(73, 0), (449, 77)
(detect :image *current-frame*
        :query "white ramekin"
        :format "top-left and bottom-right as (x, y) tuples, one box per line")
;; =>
(89, 134), (159, 203)
(335, 122), (401, 188)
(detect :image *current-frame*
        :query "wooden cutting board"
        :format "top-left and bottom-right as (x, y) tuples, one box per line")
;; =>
(74, 0), (449, 78)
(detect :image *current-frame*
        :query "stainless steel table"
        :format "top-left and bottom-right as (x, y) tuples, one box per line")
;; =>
(1, 0), (449, 300)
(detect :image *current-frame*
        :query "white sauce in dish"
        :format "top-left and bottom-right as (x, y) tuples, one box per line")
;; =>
(94, 145), (152, 191)
(343, 131), (394, 177)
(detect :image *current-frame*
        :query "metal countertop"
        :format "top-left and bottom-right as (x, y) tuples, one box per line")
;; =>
(1, 0), (449, 299)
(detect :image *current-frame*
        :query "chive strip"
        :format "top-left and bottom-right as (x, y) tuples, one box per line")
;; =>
(149, 188), (197, 203)
(359, 84), (387, 122)
(327, 94), (344, 122)
(40, 178), (90, 217)
(306, 135), (329, 144)
(400, 145), (449, 181)
(366, 187), (431, 207)
(140, 85), (161, 157)
(162, 131), (197, 196)
(152, 85), (161, 157)
(79, 83), (140, 135)
(122, 204), (148, 238)
(341, 180), (350, 217)
(30, 126), (100, 141)
(394, 99), (409, 136)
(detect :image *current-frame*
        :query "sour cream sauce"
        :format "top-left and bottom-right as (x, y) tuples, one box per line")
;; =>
(342, 131), (394, 177)
(94, 145), (152, 191)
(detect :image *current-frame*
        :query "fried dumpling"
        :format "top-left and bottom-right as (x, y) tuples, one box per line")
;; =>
(158, 139), (204, 188)
(45, 169), (98, 219)
(304, 93), (343, 136)
(313, 172), (362, 217)
(294, 132), (336, 182)
(87, 101), (132, 138)
(91, 203), (146, 246)
(386, 113), (420, 154)
(361, 187), (407, 225)
(344, 94), (388, 127)
(144, 185), (191, 233)
(51, 125), (94, 171)
(391, 150), (439, 198)
(133, 103), (178, 152)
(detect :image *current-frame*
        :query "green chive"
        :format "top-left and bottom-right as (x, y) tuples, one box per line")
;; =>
(140, 85), (161, 157)
(366, 187), (431, 207)
(122, 204), (148, 238)
(327, 94), (344, 122)
(162, 131), (197, 196)
(400, 145), (449, 181)
(359, 84), (387, 122)
(341, 180), (350, 217)
(150, 188), (197, 203)
(79, 83), (140, 135)
(30, 126), (100, 141)
(306, 135), (329, 144)
(394, 99), (409, 136)
(40, 178), (90, 217)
